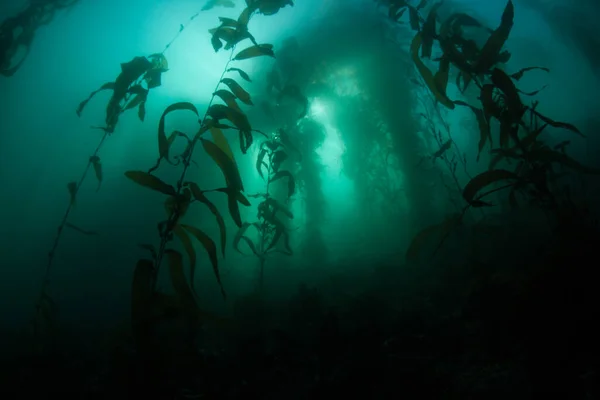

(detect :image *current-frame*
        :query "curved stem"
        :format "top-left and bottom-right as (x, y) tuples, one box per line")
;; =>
(37, 131), (109, 308)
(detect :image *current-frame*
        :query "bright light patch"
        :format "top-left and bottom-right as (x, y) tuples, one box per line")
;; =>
(308, 98), (345, 176)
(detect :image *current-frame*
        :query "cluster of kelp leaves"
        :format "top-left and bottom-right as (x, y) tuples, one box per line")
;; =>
(3, 0), (600, 398)
(394, 0), (600, 258)
(0, 0), (79, 76)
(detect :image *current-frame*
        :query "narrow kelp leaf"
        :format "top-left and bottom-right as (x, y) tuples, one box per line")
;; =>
(408, 6), (420, 31)
(181, 224), (225, 299)
(530, 109), (584, 137)
(491, 68), (525, 121)
(221, 78), (253, 105)
(124, 171), (176, 196)
(269, 170), (296, 197)
(411, 32), (455, 109)
(256, 148), (267, 179)
(158, 102), (199, 161)
(462, 169), (519, 203)
(67, 181), (77, 207)
(421, 2), (442, 59)
(206, 104), (252, 132)
(209, 125), (235, 161)
(89, 155), (103, 191)
(227, 67), (252, 82)
(233, 44), (275, 60)
(200, 139), (245, 227)
(233, 222), (258, 256)
(186, 182), (227, 257)
(454, 101), (491, 160)
(474, 0), (514, 74)
(510, 66), (549, 81)
(131, 258), (155, 346)
(165, 249), (200, 321)
(213, 89), (242, 112)
(406, 214), (461, 261)
(433, 57), (451, 99)
(76, 82), (115, 117)
(173, 225), (197, 293)
(65, 222), (98, 236)
(432, 139), (452, 159)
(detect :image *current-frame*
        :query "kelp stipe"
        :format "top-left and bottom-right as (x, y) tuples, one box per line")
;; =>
(234, 129), (296, 291)
(126, 1), (293, 352)
(378, 0), (600, 261)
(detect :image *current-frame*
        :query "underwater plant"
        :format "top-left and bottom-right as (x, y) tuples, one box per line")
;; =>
(374, 0), (600, 260)
(234, 129), (296, 290)
(0, 0), (80, 76)
(124, 1), (293, 352)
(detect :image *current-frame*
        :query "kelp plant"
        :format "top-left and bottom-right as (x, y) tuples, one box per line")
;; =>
(377, 0), (600, 260)
(32, 8), (209, 347)
(234, 129), (296, 290)
(0, 0), (79, 76)
(125, 0), (294, 351)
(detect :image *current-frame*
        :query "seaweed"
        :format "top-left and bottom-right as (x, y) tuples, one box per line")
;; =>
(401, 0), (598, 260)
(234, 130), (296, 291)
(124, 4), (285, 350)
(0, 0), (80, 77)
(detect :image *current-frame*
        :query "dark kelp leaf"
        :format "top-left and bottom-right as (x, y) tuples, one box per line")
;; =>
(256, 148), (267, 179)
(233, 44), (275, 60)
(89, 155), (103, 191)
(209, 126), (235, 161)
(491, 68), (525, 121)
(233, 222), (258, 256)
(474, 0), (514, 74)
(433, 56), (451, 97)
(124, 171), (176, 196)
(408, 6), (420, 31)
(228, 67), (252, 82)
(411, 32), (455, 109)
(67, 181), (77, 207)
(138, 100), (146, 121)
(421, 2), (442, 58)
(510, 66), (549, 81)
(221, 78), (253, 105)
(207, 104), (252, 132)
(181, 224), (225, 299)
(463, 169), (519, 203)
(200, 139), (244, 227)
(432, 138), (452, 159)
(65, 222), (98, 236)
(158, 102), (199, 161)
(454, 101), (490, 160)
(269, 170), (295, 197)
(173, 225), (197, 293)
(186, 182), (227, 257)
(530, 109), (584, 137)
(131, 258), (155, 347)
(76, 82), (115, 117)
(213, 89), (242, 112)
(406, 214), (461, 261)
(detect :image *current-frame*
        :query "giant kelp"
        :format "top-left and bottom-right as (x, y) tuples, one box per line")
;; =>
(375, 0), (599, 260)
(124, 1), (293, 353)
(0, 0), (79, 76)
(234, 129), (296, 290)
